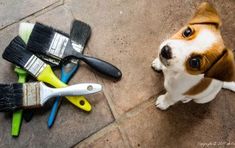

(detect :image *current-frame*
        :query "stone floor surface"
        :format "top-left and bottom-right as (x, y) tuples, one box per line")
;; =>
(0, 0), (234, 147)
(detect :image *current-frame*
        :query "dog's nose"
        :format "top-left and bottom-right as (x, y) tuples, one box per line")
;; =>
(160, 45), (172, 59)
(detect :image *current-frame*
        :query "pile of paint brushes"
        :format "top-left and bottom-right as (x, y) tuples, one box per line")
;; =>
(0, 20), (122, 137)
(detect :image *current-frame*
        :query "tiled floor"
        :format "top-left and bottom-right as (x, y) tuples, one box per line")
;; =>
(0, 0), (234, 147)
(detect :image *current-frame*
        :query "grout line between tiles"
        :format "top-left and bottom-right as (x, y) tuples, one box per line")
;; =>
(72, 121), (117, 147)
(86, 44), (121, 120)
(0, 0), (64, 32)
(73, 91), (164, 147)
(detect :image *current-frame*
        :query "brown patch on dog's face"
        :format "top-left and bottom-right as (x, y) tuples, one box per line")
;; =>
(189, 2), (222, 27)
(185, 48), (235, 82)
(185, 42), (225, 75)
(204, 48), (235, 81)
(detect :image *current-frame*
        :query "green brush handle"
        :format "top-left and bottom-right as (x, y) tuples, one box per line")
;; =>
(11, 67), (27, 136)
(11, 26), (31, 136)
(15, 67), (27, 83)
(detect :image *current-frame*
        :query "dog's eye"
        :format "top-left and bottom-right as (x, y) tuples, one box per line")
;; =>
(189, 57), (201, 69)
(182, 27), (193, 38)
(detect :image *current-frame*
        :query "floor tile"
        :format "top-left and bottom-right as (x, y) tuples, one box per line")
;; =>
(0, 0), (60, 29)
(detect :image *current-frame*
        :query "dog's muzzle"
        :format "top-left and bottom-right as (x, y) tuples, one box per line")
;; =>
(160, 45), (172, 66)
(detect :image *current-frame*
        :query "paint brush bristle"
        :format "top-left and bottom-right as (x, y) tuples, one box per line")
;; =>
(2, 36), (33, 68)
(70, 20), (91, 49)
(0, 83), (23, 112)
(27, 22), (55, 55)
(27, 22), (69, 57)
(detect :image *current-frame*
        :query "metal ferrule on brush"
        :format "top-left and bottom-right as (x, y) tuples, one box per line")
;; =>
(37, 54), (61, 66)
(71, 40), (84, 53)
(48, 32), (69, 59)
(23, 82), (41, 107)
(24, 55), (47, 77)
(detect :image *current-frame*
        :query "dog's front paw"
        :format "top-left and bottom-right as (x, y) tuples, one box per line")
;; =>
(151, 58), (162, 72)
(155, 95), (170, 110)
(181, 98), (192, 103)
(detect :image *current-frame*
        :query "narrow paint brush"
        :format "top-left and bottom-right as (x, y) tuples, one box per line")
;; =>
(2, 36), (92, 112)
(25, 22), (122, 79)
(0, 82), (101, 112)
(48, 20), (85, 128)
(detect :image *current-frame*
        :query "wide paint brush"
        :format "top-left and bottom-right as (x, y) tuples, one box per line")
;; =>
(2, 36), (92, 111)
(25, 22), (122, 80)
(0, 82), (101, 112)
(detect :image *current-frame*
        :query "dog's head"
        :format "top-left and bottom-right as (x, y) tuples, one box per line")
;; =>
(159, 2), (235, 82)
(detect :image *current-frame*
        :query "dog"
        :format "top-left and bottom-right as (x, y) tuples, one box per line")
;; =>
(152, 2), (235, 110)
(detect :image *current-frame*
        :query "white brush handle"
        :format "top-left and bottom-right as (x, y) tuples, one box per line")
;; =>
(40, 82), (102, 105)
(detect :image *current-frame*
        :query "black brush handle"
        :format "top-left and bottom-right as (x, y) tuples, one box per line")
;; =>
(23, 109), (35, 122)
(80, 55), (122, 79)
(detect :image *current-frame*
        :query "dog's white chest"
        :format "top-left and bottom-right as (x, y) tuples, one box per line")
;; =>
(163, 69), (203, 94)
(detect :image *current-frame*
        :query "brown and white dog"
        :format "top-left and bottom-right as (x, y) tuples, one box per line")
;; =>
(152, 2), (235, 110)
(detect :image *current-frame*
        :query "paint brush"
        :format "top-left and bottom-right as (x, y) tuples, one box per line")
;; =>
(2, 36), (92, 111)
(48, 20), (85, 128)
(0, 82), (102, 112)
(25, 22), (122, 79)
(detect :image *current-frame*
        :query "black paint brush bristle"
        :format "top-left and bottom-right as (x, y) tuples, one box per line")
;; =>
(3, 36), (48, 77)
(70, 20), (91, 49)
(27, 22), (55, 55)
(0, 83), (23, 112)
(2, 36), (33, 68)
(27, 22), (69, 56)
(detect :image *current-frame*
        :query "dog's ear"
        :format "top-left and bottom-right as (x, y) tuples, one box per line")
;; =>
(189, 2), (222, 28)
(205, 49), (235, 82)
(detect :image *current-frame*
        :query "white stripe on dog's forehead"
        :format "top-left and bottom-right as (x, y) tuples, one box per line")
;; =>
(186, 29), (217, 52)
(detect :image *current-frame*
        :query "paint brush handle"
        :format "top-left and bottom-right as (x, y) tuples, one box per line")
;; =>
(78, 55), (122, 80)
(16, 68), (27, 83)
(48, 97), (60, 127)
(37, 65), (92, 111)
(48, 63), (79, 128)
(50, 83), (102, 96)
(61, 64), (79, 82)
(40, 83), (102, 104)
